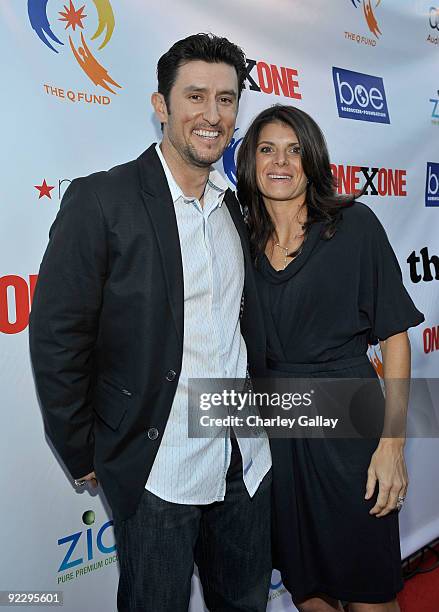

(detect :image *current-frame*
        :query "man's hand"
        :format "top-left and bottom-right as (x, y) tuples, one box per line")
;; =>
(75, 471), (98, 488)
(365, 439), (408, 517)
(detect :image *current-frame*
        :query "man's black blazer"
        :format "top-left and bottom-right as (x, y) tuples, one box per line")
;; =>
(29, 144), (266, 520)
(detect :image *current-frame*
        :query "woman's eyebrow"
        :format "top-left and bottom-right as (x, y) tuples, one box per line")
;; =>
(257, 140), (300, 146)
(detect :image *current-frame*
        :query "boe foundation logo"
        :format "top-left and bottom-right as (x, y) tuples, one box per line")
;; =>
(426, 163), (439, 206)
(332, 67), (390, 124)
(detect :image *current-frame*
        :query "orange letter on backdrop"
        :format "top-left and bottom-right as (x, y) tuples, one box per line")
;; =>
(0, 275), (38, 334)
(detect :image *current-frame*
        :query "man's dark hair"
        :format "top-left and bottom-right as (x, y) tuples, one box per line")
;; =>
(157, 33), (247, 110)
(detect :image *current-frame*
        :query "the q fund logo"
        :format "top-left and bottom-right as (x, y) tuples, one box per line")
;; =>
(27, 0), (122, 105)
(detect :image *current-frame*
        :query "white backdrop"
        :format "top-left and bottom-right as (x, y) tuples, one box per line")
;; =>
(1, 1), (439, 610)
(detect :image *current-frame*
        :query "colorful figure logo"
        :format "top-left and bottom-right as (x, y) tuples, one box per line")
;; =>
(27, 0), (121, 94)
(368, 344), (383, 378)
(350, 0), (383, 39)
(222, 129), (243, 186)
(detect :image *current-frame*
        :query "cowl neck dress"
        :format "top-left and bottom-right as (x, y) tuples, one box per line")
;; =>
(255, 202), (424, 604)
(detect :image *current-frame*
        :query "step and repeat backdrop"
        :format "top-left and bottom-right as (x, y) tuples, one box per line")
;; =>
(1, 1), (439, 610)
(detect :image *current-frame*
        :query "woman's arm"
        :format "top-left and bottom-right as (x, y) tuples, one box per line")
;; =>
(365, 331), (411, 517)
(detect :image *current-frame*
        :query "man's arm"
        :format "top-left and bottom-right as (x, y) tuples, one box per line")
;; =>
(29, 178), (108, 479)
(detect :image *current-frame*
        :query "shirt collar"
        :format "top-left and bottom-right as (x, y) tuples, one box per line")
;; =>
(155, 142), (228, 206)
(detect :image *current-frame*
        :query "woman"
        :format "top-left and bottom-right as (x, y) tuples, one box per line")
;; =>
(236, 105), (424, 612)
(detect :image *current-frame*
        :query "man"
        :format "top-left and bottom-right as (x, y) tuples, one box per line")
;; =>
(29, 34), (272, 611)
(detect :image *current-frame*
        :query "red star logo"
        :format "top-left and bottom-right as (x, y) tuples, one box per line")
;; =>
(35, 179), (55, 199)
(59, 1), (87, 31)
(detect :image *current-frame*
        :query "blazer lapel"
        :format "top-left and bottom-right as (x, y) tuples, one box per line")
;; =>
(137, 145), (184, 343)
(224, 190), (267, 376)
(223, 190), (252, 265)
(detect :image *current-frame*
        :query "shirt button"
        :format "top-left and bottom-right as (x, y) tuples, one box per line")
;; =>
(166, 370), (177, 381)
(147, 427), (159, 440)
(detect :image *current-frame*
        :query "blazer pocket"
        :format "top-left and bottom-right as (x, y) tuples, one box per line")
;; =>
(93, 378), (131, 431)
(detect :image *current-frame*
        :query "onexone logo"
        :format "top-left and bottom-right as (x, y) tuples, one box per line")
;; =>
(423, 325), (439, 354)
(330, 164), (406, 196)
(0, 275), (38, 335)
(244, 58), (302, 100)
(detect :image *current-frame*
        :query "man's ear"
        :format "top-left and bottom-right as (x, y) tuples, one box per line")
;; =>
(151, 92), (168, 125)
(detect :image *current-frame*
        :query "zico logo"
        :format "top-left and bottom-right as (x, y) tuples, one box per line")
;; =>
(350, 0), (383, 38)
(0, 275), (38, 335)
(426, 163), (439, 206)
(222, 129), (243, 186)
(430, 92), (439, 124)
(407, 248), (439, 283)
(27, 0), (121, 105)
(57, 511), (116, 582)
(330, 164), (407, 196)
(333, 67), (390, 124)
(423, 325), (439, 354)
(243, 58), (302, 99)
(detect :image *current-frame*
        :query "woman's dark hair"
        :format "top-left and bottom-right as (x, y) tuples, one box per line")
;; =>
(236, 105), (361, 258)
(157, 33), (247, 111)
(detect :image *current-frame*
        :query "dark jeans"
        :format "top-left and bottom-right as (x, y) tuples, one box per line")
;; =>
(113, 440), (272, 611)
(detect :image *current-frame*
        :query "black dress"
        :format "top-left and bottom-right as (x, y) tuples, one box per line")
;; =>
(255, 202), (424, 604)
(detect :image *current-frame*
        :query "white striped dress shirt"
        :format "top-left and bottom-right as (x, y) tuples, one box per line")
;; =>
(145, 143), (271, 504)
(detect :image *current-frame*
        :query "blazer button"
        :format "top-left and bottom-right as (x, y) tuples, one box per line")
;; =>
(147, 427), (159, 440)
(166, 370), (177, 382)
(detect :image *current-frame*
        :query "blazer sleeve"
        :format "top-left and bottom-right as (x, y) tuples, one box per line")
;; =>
(29, 178), (108, 479)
